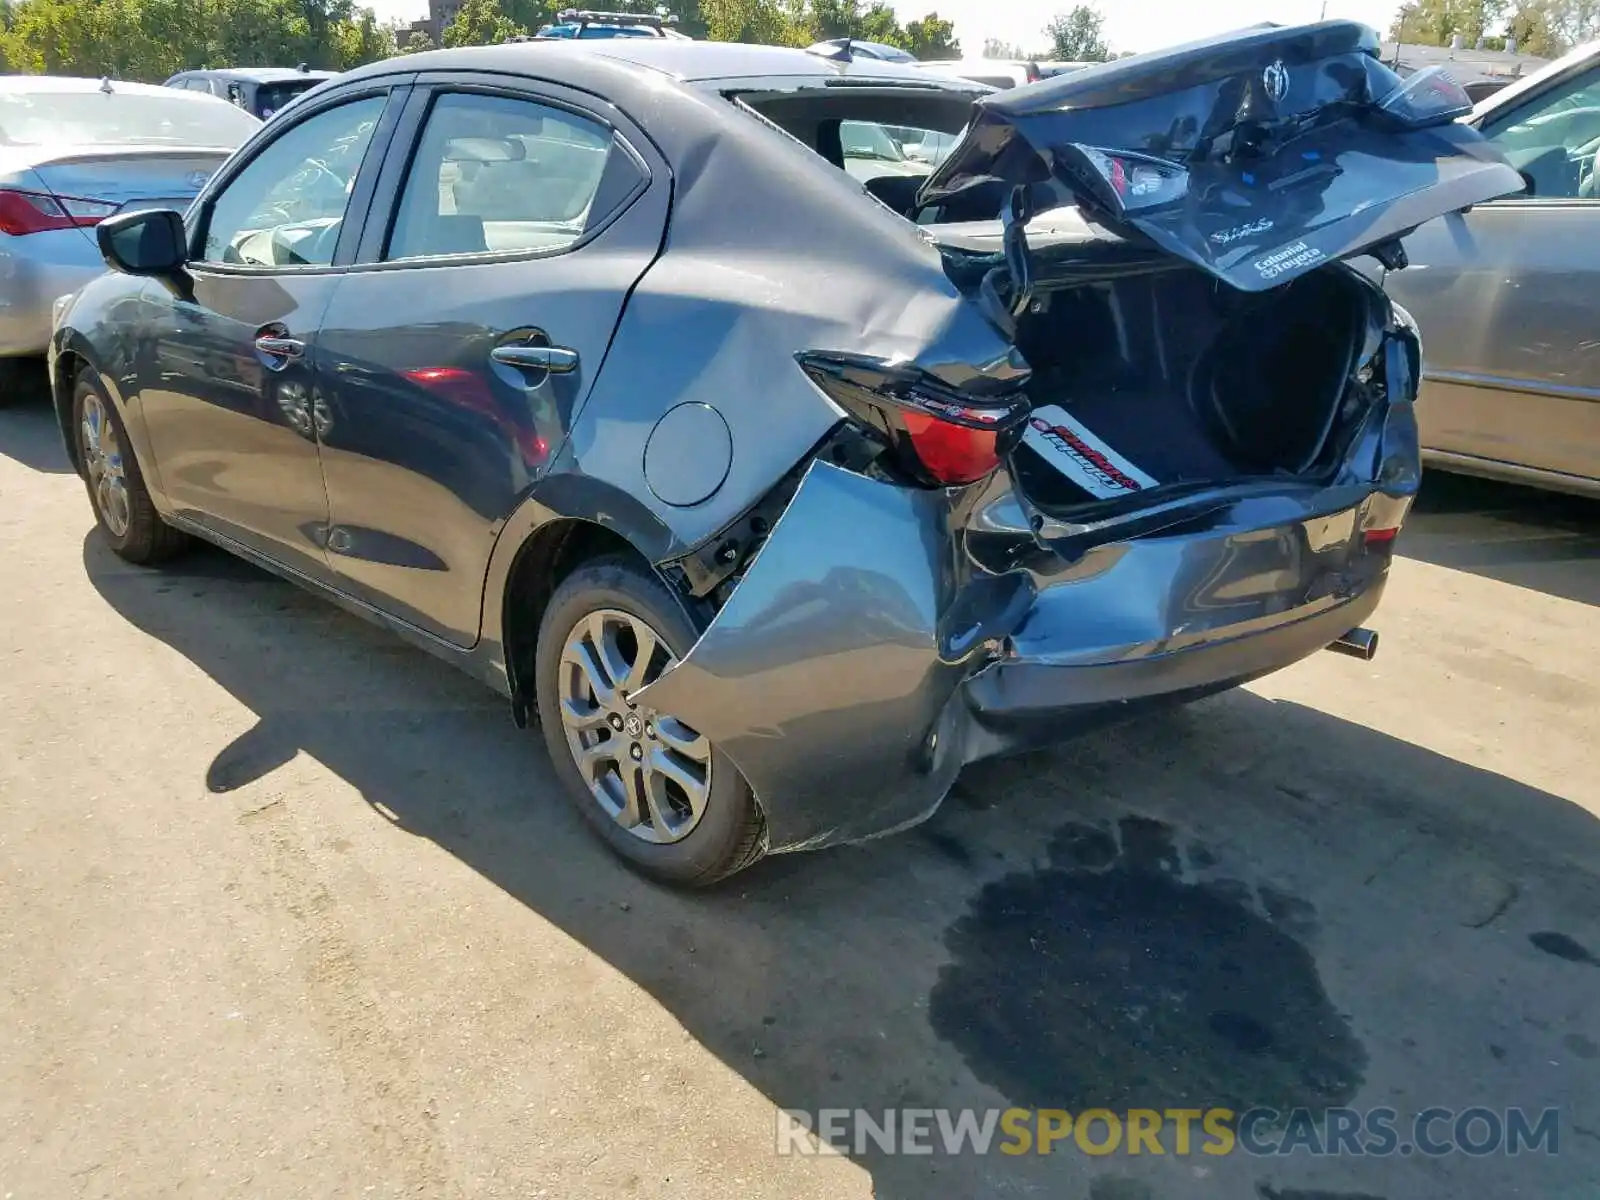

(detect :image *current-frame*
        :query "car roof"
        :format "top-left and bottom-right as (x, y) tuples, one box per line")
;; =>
(0, 74), (190, 98)
(177, 67), (337, 82)
(343, 39), (973, 87)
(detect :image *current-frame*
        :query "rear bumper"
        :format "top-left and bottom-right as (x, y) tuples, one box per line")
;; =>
(635, 457), (1406, 854)
(962, 580), (1384, 757)
(0, 231), (104, 357)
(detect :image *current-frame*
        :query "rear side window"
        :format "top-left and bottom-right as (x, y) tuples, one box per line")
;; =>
(386, 93), (618, 261)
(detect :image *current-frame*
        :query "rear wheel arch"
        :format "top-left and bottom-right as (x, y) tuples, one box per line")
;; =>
(487, 474), (690, 721)
(502, 517), (668, 725)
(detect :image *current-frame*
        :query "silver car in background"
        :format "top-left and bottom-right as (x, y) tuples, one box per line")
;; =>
(0, 76), (260, 395)
(1385, 41), (1600, 497)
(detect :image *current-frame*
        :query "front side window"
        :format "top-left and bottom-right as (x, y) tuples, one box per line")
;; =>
(386, 92), (615, 260)
(1482, 68), (1600, 200)
(200, 95), (386, 268)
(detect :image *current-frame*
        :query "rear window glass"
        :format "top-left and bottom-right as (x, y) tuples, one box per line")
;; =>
(0, 89), (261, 147)
(257, 81), (324, 118)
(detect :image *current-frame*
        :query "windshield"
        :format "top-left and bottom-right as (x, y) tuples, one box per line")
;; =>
(840, 120), (905, 163)
(0, 89), (261, 147)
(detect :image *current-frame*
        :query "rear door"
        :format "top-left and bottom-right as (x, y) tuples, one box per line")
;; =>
(1385, 57), (1600, 483)
(311, 74), (667, 647)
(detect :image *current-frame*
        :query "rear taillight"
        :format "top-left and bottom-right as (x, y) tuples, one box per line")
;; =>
(900, 411), (1002, 484)
(797, 353), (1029, 487)
(0, 188), (118, 235)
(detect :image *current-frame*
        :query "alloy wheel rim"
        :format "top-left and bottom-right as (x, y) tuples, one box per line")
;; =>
(557, 608), (711, 845)
(80, 393), (130, 538)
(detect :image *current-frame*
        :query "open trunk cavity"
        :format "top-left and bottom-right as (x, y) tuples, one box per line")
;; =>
(1002, 263), (1376, 514)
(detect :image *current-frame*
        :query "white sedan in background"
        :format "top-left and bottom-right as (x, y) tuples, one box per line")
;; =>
(0, 76), (260, 397)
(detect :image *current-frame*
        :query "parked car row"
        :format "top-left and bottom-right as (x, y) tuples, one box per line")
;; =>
(48, 25), (1529, 887)
(0, 76), (260, 384)
(1385, 38), (1600, 497)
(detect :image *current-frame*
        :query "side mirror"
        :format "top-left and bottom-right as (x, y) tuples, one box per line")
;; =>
(1518, 169), (1537, 197)
(97, 208), (188, 279)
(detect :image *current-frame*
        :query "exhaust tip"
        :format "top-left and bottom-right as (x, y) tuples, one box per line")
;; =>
(1327, 627), (1379, 661)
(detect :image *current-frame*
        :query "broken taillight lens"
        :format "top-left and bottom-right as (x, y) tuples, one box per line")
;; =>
(1065, 145), (1189, 217)
(900, 409), (1003, 485)
(797, 353), (1029, 487)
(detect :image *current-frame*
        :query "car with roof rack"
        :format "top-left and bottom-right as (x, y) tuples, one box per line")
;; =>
(524, 9), (690, 40)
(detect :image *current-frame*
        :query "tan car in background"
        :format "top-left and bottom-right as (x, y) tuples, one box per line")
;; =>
(1386, 41), (1600, 498)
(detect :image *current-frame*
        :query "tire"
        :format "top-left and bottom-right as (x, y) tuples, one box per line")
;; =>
(534, 555), (766, 887)
(73, 367), (189, 565)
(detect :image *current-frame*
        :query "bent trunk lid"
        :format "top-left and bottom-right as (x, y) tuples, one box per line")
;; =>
(919, 19), (1525, 291)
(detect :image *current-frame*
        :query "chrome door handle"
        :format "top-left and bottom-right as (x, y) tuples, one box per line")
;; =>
(255, 335), (304, 360)
(491, 344), (578, 374)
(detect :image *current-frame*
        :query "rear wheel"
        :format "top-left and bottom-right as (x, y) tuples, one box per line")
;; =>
(74, 369), (189, 564)
(534, 556), (765, 887)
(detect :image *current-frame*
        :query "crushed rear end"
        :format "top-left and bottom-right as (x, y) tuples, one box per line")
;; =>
(635, 20), (1522, 852)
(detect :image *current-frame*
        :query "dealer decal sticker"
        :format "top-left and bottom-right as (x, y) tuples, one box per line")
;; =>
(1021, 406), (1160, 500)
(1254, 240), (1325, 281)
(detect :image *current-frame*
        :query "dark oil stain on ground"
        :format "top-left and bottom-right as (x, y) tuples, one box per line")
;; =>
(1529, 930), (1600, 965)
(928, 816), (1367, 1114)
(1258, 1188), (1389, 1200)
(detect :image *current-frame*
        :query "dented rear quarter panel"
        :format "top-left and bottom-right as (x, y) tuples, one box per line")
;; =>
(559, 68), (1020, 553)
(635, 337), (1420, 853)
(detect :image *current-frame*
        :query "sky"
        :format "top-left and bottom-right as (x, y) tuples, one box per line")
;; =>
(365, 0), (1405, 54)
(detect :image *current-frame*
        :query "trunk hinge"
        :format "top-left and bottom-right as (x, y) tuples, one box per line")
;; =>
(978, 185), (1036, 338)
(1002, 184), (1035, 318)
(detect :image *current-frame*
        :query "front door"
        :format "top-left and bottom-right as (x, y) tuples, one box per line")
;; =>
(310, 79), (667, 646)
(137, 90), (396, 577)
(1388, 62), (1600, 481)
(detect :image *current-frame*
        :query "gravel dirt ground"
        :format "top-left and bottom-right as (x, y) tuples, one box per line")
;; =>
(1, 399), (1596, 1200)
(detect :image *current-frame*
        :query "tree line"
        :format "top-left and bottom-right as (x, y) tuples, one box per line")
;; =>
(0, 0), (1122, 82)
(1389, 0), (1597, 57)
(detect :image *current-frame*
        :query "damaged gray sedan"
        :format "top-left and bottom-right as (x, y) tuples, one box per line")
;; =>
(53, 23), (1522, 884)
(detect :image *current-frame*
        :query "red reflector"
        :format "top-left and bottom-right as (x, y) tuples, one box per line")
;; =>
(1364, 527), (1399, 545)
(902, 411), (1000, 485)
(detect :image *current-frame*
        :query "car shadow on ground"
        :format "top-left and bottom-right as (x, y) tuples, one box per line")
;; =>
(1402, 472), (1599, 607)
(82, 533), (1600, 1200)
(0, 394), (75, 476)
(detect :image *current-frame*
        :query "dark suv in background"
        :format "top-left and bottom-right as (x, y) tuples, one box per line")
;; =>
(164, 65), (338, 120)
